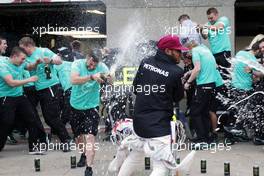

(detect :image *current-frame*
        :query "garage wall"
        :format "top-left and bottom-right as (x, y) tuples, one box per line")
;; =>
(104, 0), (236, 54)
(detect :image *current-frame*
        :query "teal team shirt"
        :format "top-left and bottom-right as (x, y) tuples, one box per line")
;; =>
(23, 70), (34, 87)
(26, 47), (59, 90)
(208, 16), (231, 54)
(215, 69), (224, 87)
(192, 44), (217, 85)
(54, 61), (72, 92)
(0, 59), (26, 97)
(1, 56), (34, 88)
(0, 56), (9, 60)
(232, 51), (257, 90)
(70, 59), (109, 110)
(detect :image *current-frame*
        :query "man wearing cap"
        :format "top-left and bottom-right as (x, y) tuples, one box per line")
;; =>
(70, 49), (110, 176)
(108, 35), (189, 176)
(133, 35), (186, 145)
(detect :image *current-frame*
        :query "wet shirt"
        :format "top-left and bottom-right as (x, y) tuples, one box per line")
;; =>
(70, 59), (109, 110)
(26, 47), (59, 91)
(54, 61), (72, 92)
(23, 70), (34, 87)
(232, 51), (257, 90)
(0, 56), (9, 60)
(0, 59), (26, 97)
(207, 16), (231, 54)
(192, 44), (217, 85)
(215, 69), (224, 87)
(133, 50), (184, 138)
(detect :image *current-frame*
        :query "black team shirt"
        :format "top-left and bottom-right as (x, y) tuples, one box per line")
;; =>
(133, 50), (184, 138)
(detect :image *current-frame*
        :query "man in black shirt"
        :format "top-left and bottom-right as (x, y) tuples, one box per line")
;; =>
(108, 35), (189, 176)
(133, 35), (186, 138)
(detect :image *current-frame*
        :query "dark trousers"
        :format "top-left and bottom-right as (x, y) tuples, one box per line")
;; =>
(24, 86), (47, 144)
(60, 89), (72, 125)
(214, 51), (231, 80)
(37, 84), (71, 143)
(213, 51), (231, 68)
(186, 85), (195, 110)
(190, 83), (215, 142)
(0, 96), (45, 150)
(60, 88), (77, 137)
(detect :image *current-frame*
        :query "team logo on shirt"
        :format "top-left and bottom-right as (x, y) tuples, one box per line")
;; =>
(143, 63), (169, 77)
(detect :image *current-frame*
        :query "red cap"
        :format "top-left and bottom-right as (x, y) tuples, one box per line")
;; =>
(157, 35), (189, 51)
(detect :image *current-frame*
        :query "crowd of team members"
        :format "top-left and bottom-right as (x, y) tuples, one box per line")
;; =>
(179, 8), (264, 145)
(0, 36), (111, 176)
(1, 6), (264, 176)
